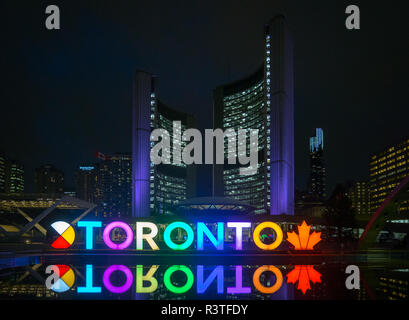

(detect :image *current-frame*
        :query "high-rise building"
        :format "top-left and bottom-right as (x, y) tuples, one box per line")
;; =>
(0, 153), (24, 194)
(308, 128), (326, 200)
(213, 15), (294, 215)
(347, 181), (370, 216)
(76, 165), (98, 203)
(34, 165), (64, 194)
(96, 153), (132, 218)
(0, 153), (6, 193)
(132, 71), (196, 217)
(5, 160), (24, 193)
(369, 138), (409, 215)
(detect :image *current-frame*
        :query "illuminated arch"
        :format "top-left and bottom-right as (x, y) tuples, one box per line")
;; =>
(359, 175), (409, 249)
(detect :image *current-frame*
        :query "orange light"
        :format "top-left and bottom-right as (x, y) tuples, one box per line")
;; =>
(286, 221), (321, 250)
(253, 265), (283, 294)
(286, 265), (322, 294)
(253, 222), (283, 250)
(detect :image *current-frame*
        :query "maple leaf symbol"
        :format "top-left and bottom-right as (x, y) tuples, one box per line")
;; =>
(286, 221), (321, 250)
(286, 265), (322, 294)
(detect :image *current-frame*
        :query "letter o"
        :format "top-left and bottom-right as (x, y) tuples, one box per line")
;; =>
(253, 222), (283, 250)
(253, 265), (283, 294)
(103, 265), (133, 293)
(164, 222), (194, 250)
(103, 221), (133, 250)
(163, 265), (194, 294)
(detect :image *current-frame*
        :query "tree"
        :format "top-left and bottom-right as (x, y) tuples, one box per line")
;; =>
(324, 183), (357, 245)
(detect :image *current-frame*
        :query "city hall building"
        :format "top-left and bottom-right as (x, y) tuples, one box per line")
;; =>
(213, 15), (294, 215)
(132, 72), (196, 217)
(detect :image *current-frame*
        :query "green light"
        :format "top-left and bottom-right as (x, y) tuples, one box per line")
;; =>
(163, 222), (194, 250)
(163, 265), (194, 294)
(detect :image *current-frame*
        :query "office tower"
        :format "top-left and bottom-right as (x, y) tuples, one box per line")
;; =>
(132, 71), (196, 216)
(347, 181), (370, 216)
(5, 160), (24, 193)
(34, 164), (64, 194)
(76, 165), (98, 203)
(213, 15), (294, 215)
(96, 153), (132, 217)
(308, 128), (326, 200)
(0, 154), (24, 194)
(369, 138), (409, 215)
(0, 153), (6, 192)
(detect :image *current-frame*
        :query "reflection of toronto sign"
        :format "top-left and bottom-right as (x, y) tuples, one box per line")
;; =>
(150, 121), (259, 176)
(45, 264), (322, 295)
(50, 220), (321, 251)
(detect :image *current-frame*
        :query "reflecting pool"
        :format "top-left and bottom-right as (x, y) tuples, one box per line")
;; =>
(0, 252), (408, 300)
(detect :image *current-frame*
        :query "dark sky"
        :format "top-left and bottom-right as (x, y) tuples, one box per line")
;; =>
(0, 0), (408, 196)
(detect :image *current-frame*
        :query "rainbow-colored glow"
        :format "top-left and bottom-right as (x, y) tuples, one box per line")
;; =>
(51, 219), (322, 252)
(66, 264), (322, 295)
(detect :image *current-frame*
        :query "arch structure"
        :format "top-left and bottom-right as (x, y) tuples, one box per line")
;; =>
(359, 175), (409, 249)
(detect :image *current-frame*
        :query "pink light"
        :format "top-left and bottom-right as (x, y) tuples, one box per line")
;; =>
(103, 221), (133, 250)
(103, 265), (133, 293)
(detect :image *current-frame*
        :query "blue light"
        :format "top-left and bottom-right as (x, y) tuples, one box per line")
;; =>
(79, 166), (95, 171)
(197, 222), (224, 250)
(77, 265), (101, 293)
(310, 128), (324, 152)
(77, 221), (102, 250)
(197, 265), (224, 294)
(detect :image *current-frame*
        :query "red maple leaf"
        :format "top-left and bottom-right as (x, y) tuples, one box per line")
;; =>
(286, 221), (321, 250)
(286, 265), (322, 294)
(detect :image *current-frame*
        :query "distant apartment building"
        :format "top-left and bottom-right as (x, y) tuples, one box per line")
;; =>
(95, 153), (132, 218)
(347, 181), (370, 216)
(0, 153), (24, 193)
(0, 153), (6, 193)
(5, 160), (24, 193)
(35, 165), (64, 194)
(369, 139), (409, 215)
(76, 165), (98, 203)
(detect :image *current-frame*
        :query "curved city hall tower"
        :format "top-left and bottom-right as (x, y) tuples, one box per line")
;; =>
(132, 71), (196, 217)
(213, 15), (294, 215)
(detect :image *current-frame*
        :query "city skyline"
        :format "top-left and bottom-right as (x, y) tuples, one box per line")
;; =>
(0, 1), (408, 197)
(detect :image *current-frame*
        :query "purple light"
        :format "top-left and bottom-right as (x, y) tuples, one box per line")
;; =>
(103, 265), (133, 293)
(103, 221), (133, 250)
(227, 266), (251, 294)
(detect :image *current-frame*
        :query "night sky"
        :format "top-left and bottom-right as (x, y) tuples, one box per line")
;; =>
(0, 0), (408, 197)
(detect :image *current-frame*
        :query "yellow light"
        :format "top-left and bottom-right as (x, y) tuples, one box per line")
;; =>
(253, 222), (283, 250)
